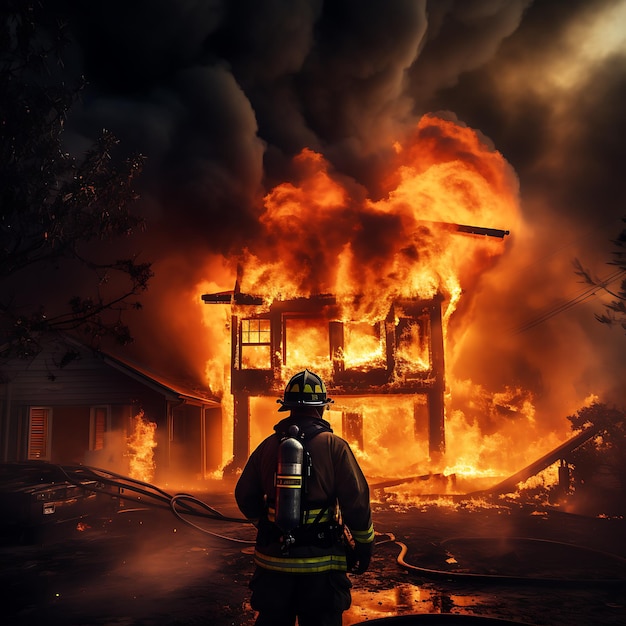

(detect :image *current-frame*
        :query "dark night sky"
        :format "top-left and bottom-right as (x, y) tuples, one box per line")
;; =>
(44, 0), (625, 435)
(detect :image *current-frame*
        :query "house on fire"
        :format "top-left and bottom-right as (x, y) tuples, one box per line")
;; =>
(203, 224), (510, 472)
(203, 288), (447, 470)
(0, 335), (222, 481)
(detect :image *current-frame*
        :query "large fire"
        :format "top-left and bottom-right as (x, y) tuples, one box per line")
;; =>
(195, 114), (566, 493)
(241, 115), (517, 319)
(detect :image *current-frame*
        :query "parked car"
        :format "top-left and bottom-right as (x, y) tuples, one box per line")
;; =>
(0, 461), (120, 543)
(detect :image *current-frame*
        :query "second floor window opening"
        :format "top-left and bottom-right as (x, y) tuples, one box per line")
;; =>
(241, 318), (271, 345)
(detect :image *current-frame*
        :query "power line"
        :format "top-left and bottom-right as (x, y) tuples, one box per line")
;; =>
(511, 268), (626, 334)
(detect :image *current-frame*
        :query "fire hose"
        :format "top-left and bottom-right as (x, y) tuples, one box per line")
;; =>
(49, 463), (626, 586)
(52, 463), (256, 544)
(378, 532), (626, 588)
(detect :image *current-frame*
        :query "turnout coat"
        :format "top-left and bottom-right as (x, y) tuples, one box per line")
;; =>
(235, 414), (375, 574)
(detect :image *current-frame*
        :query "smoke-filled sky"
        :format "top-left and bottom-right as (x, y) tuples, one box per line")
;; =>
(49, 0), (625, 435)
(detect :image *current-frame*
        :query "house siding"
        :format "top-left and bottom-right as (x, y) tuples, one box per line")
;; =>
(5, 349), (173, 406)
(0, 337), (223, 480)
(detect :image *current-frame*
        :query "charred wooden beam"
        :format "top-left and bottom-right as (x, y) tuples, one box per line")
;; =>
(454, 224), (510, 238)
(469, 424), (602, 496)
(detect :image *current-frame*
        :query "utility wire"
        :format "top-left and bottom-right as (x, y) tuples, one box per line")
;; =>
(511, 268), (625, 334)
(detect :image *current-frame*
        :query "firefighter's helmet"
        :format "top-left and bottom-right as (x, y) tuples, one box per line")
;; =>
(277, 369), (333, 412)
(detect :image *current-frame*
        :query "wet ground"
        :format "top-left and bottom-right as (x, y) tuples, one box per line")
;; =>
(1, 486), (625, 626)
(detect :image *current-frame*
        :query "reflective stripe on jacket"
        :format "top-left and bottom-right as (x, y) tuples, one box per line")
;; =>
(254, 545), (347, 573)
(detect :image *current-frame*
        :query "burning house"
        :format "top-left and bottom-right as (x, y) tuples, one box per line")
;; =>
(204, 225), (508, 472)
(193, 117), (523, 478)
(204, 288), (445, 470)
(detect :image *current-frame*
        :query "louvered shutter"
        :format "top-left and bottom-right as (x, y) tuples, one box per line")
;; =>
(28, 407), (51, 459)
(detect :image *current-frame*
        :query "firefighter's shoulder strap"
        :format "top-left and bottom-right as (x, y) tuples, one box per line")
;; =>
(275, 416), (333, 442)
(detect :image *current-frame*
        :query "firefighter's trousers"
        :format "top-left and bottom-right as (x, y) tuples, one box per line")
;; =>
(249, 567), (352, 626)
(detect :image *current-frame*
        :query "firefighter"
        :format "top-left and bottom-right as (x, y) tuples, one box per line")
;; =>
(235, 369), (374, 626)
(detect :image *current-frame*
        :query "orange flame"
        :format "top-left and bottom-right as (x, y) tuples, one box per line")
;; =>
(127, 410), (157, 483)
(241, 116), (518, 319)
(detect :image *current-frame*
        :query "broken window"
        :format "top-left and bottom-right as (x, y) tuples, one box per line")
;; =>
(284, 317), (329, 369)
(343, 321), (385, 370)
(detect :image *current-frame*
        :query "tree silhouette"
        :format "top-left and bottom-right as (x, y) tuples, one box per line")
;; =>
(575, 217), (626, 333)
(566, 403), (626, 511)
(0, 2), (152, 360)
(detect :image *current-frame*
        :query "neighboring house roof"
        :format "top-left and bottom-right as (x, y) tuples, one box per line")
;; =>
(2, 333), (221, 407)
(99, 350), (220, 406)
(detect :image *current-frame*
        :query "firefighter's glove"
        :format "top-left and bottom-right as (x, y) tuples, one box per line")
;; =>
(349, 541), (373, 575)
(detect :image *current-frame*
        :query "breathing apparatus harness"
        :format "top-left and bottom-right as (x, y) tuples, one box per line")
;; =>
(271, 417), (343, 554)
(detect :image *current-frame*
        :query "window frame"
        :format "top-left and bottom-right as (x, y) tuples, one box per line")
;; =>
(89, 405), (111, 451)
(240, 317), (271, 346)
